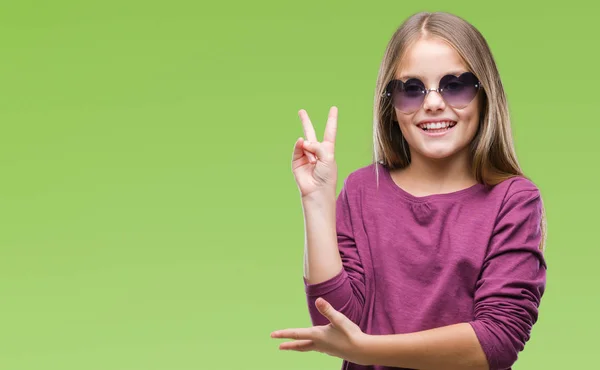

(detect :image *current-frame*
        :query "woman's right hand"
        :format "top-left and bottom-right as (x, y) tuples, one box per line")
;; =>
(291, 106), (338, 200)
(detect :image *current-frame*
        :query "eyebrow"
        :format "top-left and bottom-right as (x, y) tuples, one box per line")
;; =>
(397, 70), (467, 80)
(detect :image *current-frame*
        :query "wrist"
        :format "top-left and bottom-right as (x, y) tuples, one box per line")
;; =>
(354, 333), (376, 366)
(301, 189), (336, 205)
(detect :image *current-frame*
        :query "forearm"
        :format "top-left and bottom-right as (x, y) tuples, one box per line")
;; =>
(302, 191), (343, 284)
(359, 323), (489, 370)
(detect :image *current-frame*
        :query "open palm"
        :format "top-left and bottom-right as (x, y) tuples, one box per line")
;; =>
(291, 106), (338, 199)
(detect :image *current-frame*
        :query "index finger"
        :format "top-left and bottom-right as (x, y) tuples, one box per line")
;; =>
(298, 109), (318, 142)
(322, 106), (337, 145)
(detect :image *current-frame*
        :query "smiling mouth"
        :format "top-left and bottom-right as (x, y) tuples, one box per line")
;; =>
(417, 121), (457, 133)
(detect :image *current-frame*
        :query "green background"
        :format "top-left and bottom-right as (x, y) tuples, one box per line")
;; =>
(0, 1), (596, 369)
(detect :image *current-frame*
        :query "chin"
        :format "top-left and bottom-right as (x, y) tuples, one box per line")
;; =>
(417, 146), (462, 160)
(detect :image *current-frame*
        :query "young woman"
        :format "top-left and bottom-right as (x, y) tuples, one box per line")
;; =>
(271, 11), (547, 370)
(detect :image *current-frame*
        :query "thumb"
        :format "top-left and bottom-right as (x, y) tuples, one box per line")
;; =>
(316, 297), (345, 326)
(303, 141), (331, 163)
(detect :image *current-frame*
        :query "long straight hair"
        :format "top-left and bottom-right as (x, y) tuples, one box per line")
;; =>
(371, 11), (547, 252)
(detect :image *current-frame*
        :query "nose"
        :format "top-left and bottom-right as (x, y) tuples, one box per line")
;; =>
(422, 88), (446, 112)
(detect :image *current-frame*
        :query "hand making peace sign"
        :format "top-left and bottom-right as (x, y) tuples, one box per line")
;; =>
(291, 106), (338, 199)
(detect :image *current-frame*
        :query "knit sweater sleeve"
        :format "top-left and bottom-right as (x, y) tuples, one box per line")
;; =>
(303, 176), (366, 326)
(469, 187), (547, 370)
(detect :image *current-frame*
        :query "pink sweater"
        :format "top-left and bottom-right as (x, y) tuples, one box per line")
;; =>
(303, 162), (547, 370)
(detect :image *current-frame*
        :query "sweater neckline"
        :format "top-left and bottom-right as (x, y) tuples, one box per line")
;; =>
(378, 163), (485, 203)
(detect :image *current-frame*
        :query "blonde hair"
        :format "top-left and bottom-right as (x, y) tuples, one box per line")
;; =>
(371, 11), (547, 252)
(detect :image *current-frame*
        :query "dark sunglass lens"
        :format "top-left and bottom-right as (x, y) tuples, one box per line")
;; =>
(440, 72), (479, 108)
(391, 78), (425, 113)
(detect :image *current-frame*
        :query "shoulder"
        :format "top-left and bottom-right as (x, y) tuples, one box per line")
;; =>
(339, 162), (383, 192)
(489, 176), (544, 245)
(490, 175), (542, 207)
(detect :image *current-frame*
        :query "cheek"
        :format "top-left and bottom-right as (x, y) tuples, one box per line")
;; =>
(457, 103), (480, 128)
(397, 120), (416, 138)
(395, 111), (416, 130)
(457, 108), (481, 142)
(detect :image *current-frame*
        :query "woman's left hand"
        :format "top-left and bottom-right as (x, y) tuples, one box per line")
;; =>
(270, 297), (371, 366)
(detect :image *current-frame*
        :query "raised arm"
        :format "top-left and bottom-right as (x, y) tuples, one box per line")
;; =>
(292, 106), (343, 285)
(291, 107), (365, 326)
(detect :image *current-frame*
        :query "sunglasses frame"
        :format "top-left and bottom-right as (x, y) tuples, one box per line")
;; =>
(382, 72), (484, 113)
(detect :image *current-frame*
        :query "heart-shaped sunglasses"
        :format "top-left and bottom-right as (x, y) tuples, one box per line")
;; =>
(383, 72), (482, 114)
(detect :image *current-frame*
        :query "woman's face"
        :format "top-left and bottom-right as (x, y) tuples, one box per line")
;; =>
(393, 37), (481, 161)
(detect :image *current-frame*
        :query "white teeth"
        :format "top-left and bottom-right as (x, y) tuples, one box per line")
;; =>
(418, 121), (456, 130)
